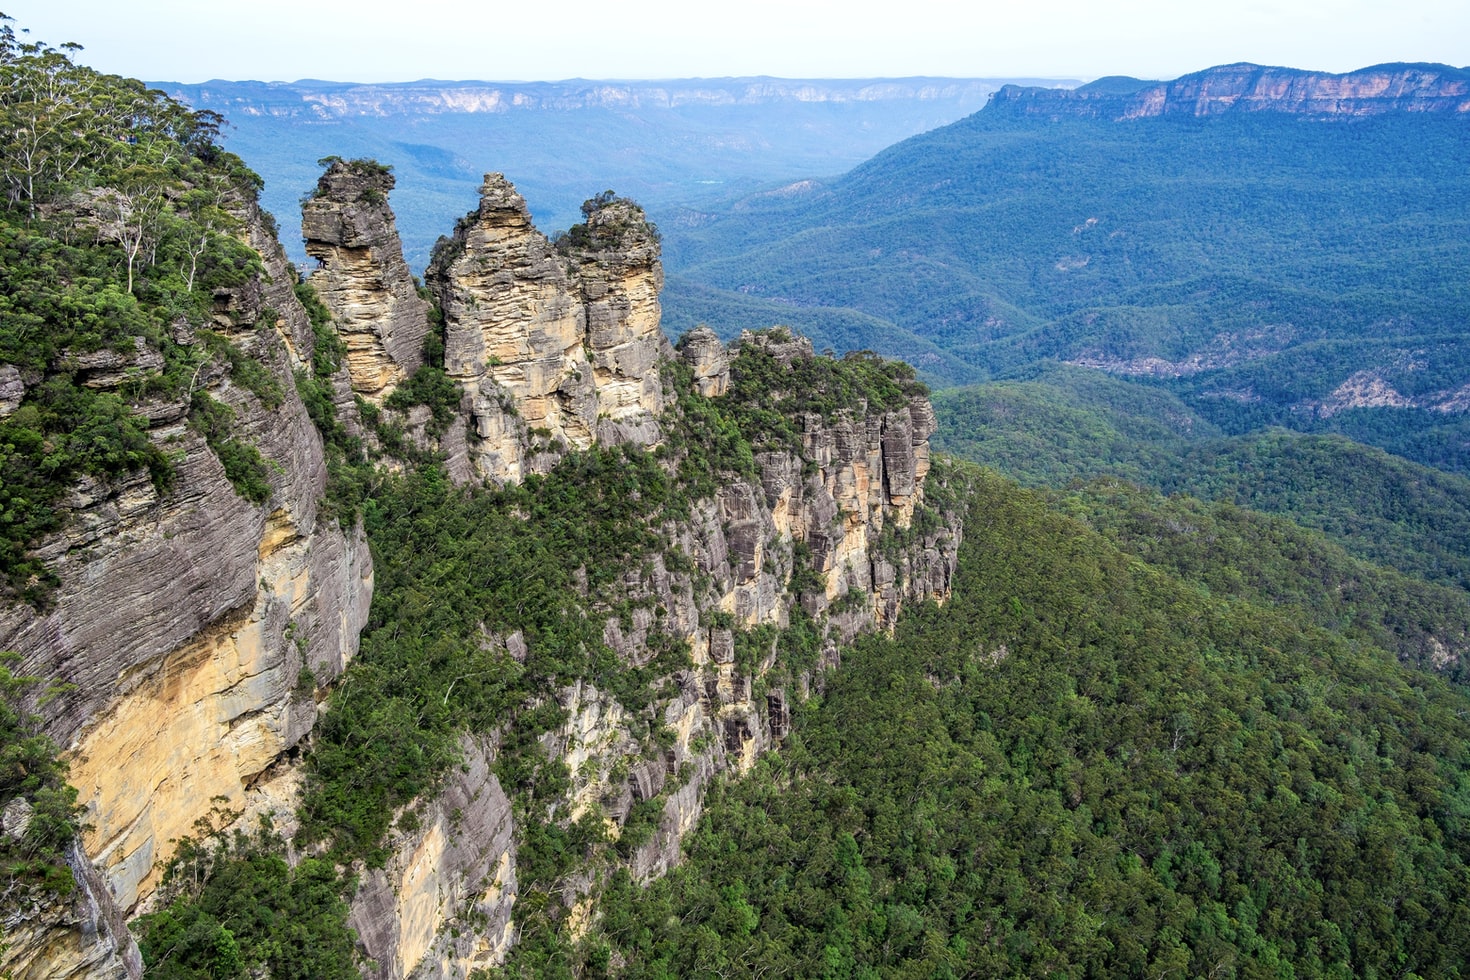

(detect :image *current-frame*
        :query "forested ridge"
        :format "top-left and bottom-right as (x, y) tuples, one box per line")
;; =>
(661, 86), (1470, 480)
(586, 467), (1470, 979)
(0, 14), (276, 602)
(934, 373), (1470, 593)
(3, 22), (1470, 980)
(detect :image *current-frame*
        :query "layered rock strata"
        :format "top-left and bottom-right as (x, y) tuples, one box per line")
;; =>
(425, 174), (671, 483)
(343, 322), (961, 977)
(0, 195), (374, 971)
(990, 62), (1470, 120)
(0, 841), (141, 980)
(4, 159), (960, 980)
(303, 159), (432, 403)
(349, 739), (518, 980)
(296, 170), (962, 975)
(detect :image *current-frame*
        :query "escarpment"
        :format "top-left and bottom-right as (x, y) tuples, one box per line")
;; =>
(0, 187), (373, 977)
(291, 166), (960, 977)
(989, 61), (1470, 119)
(5, 150), (958, 980)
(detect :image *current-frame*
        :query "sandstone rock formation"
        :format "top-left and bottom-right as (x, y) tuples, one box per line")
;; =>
(425, 175), (671, 483)
(349, 739), (517, 980)
(0, 194), (374, 974)
(989, 62), (1470, 119)
(303, 159), (432, 403)
(0, 841), (141, 980)
(677, 325), (730, 397)
(4, 157), (960, 979)
(321, 171), (959, 972)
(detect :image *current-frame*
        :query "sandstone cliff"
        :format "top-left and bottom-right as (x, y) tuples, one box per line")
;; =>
(421, 175), (670, 483)
(989, 62), (1470, 119)
(289, 170), (959, 977)
(4, 155), (959, 979)
(303, 159), (432, 403)
(0, 192), (374, 976)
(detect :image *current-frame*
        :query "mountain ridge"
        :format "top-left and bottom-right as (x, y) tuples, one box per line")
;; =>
(988, 61), (1470, 118)
(156, 76), (1078, 118)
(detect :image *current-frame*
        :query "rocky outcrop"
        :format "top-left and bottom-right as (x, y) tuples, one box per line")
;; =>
(303, 159), (432, 403)
(0, 194), (374, 975)
(0, 842), (141, 979)
(989, 62), (1470, 120)
(349, 738), (517, 980)
(3, 153), (958, 978)
(328, 305), (959, 975)
(426, 174), (671, 483)
(677, 325), (730, 397)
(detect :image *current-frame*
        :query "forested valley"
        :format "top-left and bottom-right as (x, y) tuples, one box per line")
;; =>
(2, 20), (1469, 980)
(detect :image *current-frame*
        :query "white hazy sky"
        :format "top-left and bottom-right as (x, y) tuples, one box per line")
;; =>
(7, 0), (1469, 83)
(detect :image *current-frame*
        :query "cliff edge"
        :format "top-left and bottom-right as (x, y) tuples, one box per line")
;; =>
(988, 62), (1470, 119)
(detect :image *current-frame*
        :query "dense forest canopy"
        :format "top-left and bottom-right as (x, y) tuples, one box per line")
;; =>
(573, 469), (1470, 979)
(3, 20), (1470, 979)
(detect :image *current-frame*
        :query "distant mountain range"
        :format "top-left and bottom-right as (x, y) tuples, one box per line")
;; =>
(156, 76), (1078, 269)
(659, 61), (1470, 473)
(989, 62), (1470, 118)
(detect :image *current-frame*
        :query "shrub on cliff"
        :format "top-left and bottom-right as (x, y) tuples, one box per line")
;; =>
(0, 655), (81, 898)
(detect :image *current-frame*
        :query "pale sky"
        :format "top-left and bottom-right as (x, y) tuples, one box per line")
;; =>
(7, 0), (1469, 83)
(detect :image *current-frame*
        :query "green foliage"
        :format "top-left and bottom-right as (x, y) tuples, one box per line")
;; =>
(553, 190), (661, 253)
(1059, 479), (1470, 685)
(719, 329), (927, 455)
(297, 445), (696, 866)
(658, 358), (756, 496)
(197, 331), (283, 409)
(189, 392), (271, 504)
(0, 17), (278, 597)
(933, 370), (1470, 597)
(668, 110), (1470, 398)
(0, 655), (82, 898)
(1167, 430), (1470, 592)
(134, 814), (358, 980)
(0, 380), (171, 602)
(593, 467), (1470, 978)
(384, 366), (461, 439)
(932, 364), (1218, 487)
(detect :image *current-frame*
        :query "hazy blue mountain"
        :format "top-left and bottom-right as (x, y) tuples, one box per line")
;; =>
(157, 76), (1077, 270)
(661, 63), (1470, 403)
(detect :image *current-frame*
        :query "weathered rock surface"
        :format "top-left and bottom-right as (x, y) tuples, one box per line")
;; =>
(0, 842), (142, 980)
(3, 158), (960, 978)
(349, 738), (517, 980)
(677, 325), (730, 397)
(0, 362), (24, 417)
(990, 62), (1470, 119)
(303, 160), (432, 403)
(0, 195), (374, 975)
(426, 174), (671, 483)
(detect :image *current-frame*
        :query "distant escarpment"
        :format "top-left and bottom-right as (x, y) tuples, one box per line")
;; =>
(990, 62), (1470, 119)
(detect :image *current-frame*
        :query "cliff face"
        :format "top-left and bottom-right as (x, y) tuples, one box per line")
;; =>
(423, 174), (670, 483)
(340, 342), (960, 978)
(989, 62), (1470, 119)
(295, 170), (959, 977)
(0, 194), (374, 970)
(8, 155), (958, 979)
(302, 160), (432, 403)
(348, 738), (518, 980)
